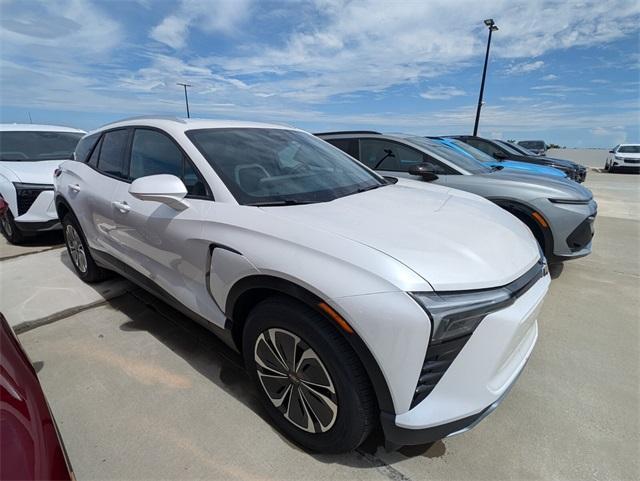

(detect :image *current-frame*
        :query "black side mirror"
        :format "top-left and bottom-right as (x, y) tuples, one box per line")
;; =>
(408, 164), (439, 181)
(493, 151), (508, 160)
(609, 150), (615, 153)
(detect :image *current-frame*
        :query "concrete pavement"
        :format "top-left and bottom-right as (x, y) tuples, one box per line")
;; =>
(5, 172), (640, 480)
(0, 244), (131, 331)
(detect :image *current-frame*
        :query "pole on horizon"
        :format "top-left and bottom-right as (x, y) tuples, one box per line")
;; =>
(473, 19), (498, 136)
(177, 82), (192, 118)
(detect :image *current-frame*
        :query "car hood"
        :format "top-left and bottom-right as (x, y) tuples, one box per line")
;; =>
(616, 152), (640, 159)
(479, 169), (593, 200)
(499, 160), (565, 177)
(263, 182), (540, 291)
(0, 160), (62, 184)
(539, 156), (582, 169)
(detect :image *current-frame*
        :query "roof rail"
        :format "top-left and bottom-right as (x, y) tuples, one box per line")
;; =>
(314, 130), (381, 136)
(98, 115), (188, 129)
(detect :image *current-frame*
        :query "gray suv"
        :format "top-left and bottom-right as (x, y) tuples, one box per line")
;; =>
(317, 131), (597, 262)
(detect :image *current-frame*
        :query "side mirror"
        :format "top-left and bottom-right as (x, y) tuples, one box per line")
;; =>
(493, 151), (508, 160)
(408, 164), (439, 181)
(609, 150), (615, 153)
(129, 174), (189, 211)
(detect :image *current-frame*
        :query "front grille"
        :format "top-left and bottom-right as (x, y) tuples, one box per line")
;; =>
(411, 334), (471, 408)
(16, 191), (41, 215)
(623, 158), (639, 164)
(15, 185), (53, 215)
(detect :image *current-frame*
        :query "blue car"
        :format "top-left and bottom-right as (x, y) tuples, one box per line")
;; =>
(431, 137), (567, 179)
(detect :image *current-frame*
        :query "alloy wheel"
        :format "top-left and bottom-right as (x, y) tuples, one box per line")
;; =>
(254, 328), (338, 433)
(65, 224), (87, 273)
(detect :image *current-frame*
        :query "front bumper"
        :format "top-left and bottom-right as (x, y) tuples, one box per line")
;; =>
(380, 273), (549, 446)
(533, 198), (597, 259)
(14, 190), (60, 232)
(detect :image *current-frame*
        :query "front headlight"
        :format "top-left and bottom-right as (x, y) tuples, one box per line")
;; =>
(411, 289), (513, 343)
(549, 198), (591, 204)
(614, 155), (624, 160)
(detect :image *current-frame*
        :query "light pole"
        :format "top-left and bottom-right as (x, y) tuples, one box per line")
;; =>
(473, 18), (498, 136)
(177, 82), (192, 118)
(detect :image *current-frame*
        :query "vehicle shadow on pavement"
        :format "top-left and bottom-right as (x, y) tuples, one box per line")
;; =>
(104, 288), (441, 467)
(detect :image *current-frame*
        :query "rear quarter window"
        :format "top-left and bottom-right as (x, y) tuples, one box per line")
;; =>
(74, 133), (101, 163)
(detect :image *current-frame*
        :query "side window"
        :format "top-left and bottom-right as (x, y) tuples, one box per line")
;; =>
(130, 129), (182, 179)
(130, 128), (208, 197)
(360, 139), (424, 172)
(466, 138), (500, 157)
(87, 136), (103, 168)
(74, 133), (100, 163)
(98, 129), (130, 179)
(326, 138), (360, 159)
(421, 154), (458, 175)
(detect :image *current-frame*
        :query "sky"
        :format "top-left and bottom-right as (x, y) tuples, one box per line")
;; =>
(0, 0), (639, 147)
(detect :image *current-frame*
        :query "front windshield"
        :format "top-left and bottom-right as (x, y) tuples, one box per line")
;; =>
(518, 141), (545, 150)
(0, 131), (84, 161)
(618, 145), (640, 153)
(186, 128), (385, 205)
(443, 138), (497, 164)
(494, 139), (531, 156)
(407, 137), (491, 174)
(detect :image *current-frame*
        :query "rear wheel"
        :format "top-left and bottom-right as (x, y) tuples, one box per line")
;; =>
(61, 214), (109, 283)
(243, 296), (376, 453)
(1, 209), (25, 244)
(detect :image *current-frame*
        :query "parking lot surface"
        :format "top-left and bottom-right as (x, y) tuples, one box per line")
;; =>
(4, 172), (639, 480)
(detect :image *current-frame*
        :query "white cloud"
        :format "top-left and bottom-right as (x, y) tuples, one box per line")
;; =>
(505, 60), (545, 75)
(150, 0), (252, 49)
(500, 96), (531, 102)
(420, 86), (466, 100)
(542, 74), (558, 80)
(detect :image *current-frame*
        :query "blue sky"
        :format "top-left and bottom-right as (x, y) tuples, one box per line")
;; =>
(1, 0), (638, 147)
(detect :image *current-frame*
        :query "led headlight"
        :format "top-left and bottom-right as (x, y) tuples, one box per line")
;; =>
(411, 288), (513, 343)
(615, 155), (624, 160)
(13, 182), (54, 195)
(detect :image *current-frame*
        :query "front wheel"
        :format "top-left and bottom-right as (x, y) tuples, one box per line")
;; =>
(1, 209), (25, 244)
(243, 296), (376, 453)
(61, 214), (109, 283)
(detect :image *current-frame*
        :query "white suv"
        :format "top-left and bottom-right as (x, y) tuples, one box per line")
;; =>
(54, 117), (550, 452)
(0, 124), (85, 243)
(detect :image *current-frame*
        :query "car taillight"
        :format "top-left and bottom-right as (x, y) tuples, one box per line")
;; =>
(0, 198), (8, 216)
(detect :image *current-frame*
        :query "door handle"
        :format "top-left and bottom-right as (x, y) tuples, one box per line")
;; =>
(69, 184), (81, 193)
(112, 201), (130, 213)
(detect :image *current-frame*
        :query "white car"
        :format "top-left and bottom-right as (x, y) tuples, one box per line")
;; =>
(605, 144), (640, 173)
(0, 124), (85, 243)
(54, 117), (550, 452)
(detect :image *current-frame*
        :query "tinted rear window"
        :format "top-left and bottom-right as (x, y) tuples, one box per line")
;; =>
(74, 133), (101, 163)
(98, 129), (130, 178)
(0, 131), (83, 161)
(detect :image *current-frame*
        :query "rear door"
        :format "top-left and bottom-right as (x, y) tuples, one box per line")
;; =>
(60, 129), (131, 255)
(110, 127), (214, 316)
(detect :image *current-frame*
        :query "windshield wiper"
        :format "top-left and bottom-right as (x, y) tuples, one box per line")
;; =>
(246, 199), (318, 206)
(356, 183), (386, 193)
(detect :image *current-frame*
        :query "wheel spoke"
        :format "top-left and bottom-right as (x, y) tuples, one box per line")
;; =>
(254, 327), (338, 434)
(299, 383), (338, 432)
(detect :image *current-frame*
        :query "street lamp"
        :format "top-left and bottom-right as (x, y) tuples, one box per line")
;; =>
(177, 82), (192, 118)
(473, 18), (498, 136)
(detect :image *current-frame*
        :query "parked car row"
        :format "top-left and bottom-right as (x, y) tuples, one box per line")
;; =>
(1, 117), (595, 455)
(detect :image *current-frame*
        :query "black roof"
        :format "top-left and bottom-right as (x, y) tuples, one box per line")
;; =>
(314, 130), (381, 136)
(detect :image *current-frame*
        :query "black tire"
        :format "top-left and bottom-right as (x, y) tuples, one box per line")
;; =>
(243, 296), (376, 453)
(61, 213), (109, 283)
(1, 209), (25, 244)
